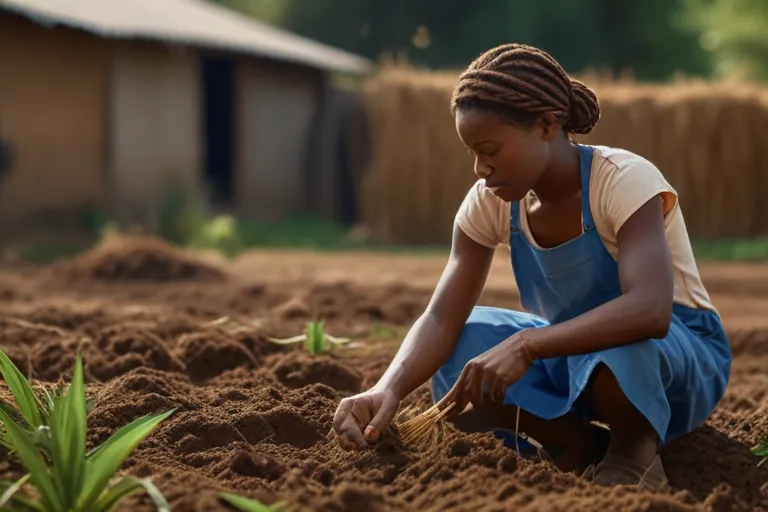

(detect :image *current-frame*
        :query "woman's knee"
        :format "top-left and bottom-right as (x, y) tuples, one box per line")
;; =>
(586, 363), (656, 434)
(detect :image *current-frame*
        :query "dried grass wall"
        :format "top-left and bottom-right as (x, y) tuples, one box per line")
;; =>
(360, 69), (768, 245)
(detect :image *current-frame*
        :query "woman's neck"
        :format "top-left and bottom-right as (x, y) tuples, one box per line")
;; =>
(531, 138), (581, 204)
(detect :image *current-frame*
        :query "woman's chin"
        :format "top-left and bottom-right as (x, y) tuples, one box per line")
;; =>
(490, 186), (524, 203)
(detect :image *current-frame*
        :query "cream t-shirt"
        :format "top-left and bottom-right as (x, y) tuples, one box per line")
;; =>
(456, 145), (717, 314)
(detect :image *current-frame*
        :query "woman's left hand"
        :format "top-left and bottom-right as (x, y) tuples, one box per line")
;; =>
(436, 331), (536, 415)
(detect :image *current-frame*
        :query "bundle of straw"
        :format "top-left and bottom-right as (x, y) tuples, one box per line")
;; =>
(396, 402), (455, 445)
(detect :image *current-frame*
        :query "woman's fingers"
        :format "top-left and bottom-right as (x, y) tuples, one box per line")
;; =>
(332, 397), (374, 450)
(465, 364), (485, 408)
(437, 365), (470, 416)
(490, 376), (507, 407)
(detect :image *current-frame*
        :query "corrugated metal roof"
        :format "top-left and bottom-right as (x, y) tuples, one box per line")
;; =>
(0, 0), (371, 73)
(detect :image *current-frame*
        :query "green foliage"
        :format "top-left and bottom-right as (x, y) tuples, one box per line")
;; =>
(304, 319), (328, 356)
(0, 350), (174, 511)
(681, 0), (768, 81)
(753, 438), (767, 468)
(207, 0), (288, 24)
(154, 183), (243, 260)
(238, 0), (713, 80)
(188, 215), (243, 260)
(0, 351), (97, 460)
(691, 237), (768, 261)
(267, 319), (352, 356)
(219, 492), (287, 511)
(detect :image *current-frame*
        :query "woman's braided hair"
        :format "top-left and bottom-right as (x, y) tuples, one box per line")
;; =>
(451, 44), (600, 135)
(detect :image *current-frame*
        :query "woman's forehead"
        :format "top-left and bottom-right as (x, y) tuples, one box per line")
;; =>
(456, 110), (516, 143)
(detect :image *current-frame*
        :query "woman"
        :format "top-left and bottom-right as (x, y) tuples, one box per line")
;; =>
(331, 43), (731, 488)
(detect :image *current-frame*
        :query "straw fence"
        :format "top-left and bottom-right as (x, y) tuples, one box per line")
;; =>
(359, 69), (768, 245)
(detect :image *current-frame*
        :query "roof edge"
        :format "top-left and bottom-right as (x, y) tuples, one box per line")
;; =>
(0, 0), (373, 74)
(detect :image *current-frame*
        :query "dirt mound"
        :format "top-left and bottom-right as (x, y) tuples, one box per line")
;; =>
(55, 236), (226, 283)
(270, 352), (363, 393)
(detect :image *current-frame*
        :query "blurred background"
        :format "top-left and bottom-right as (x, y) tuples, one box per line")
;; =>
(1, 0), (767, 262)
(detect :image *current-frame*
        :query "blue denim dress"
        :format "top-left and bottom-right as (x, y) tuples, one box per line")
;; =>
(431, 144), (732, 446)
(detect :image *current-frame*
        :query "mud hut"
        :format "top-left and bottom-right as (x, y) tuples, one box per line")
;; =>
(0, 0), (371, 235)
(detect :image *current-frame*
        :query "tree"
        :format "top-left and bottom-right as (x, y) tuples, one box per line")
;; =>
(681, 0), (768, 82)
(205, 0), (714, 80)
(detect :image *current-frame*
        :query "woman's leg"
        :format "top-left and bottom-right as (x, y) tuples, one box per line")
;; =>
(449, 403), (609, 473)
(587, 364), (659, 466)
(432, 306), (609, 473)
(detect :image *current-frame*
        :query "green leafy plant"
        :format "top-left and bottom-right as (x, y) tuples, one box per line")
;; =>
(188, 214), (243, 260)
(0, 350), (95, 460)
(753, 438), (768, 467)
(267, 319), (352, 356)
(0, 351), (174, 511)
(219, 492), (287, 512)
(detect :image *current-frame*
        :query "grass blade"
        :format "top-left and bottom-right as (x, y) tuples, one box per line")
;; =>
(0, 350), (43, 429)
(219, 492), (286, 512)
(753, 439), (768, 457)
(265, 335), (306, 345)
(78, 409), (175, 510)
(49, 353), (87, 506)
(93, 476), (170, 512)
(305, 320), (325, 355)
(86, 409), (175, 460)
(0, 407), (62, 511)
(0, 474), (42, 511)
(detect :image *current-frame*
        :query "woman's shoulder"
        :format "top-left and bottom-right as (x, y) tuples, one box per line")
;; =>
(590, 145), (671, 184)
(587, 145), (679, 235)
(455, 179), (510, 248)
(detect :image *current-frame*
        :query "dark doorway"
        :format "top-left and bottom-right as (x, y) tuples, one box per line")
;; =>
(202, 56), (235, 208)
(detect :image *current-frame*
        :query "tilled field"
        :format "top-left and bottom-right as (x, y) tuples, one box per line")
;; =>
(0, 237), (766, 511)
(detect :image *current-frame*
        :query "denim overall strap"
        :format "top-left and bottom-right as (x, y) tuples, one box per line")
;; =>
(578, 144), (596, 231)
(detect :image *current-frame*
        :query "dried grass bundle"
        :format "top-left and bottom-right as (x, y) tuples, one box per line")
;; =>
(396, 402), (455, 445)
(360, 68), (768, 244)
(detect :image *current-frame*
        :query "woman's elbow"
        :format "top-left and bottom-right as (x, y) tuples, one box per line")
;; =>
(644, 296), (673, 339)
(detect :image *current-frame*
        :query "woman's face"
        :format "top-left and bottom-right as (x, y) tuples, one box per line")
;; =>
(455, 109), (553, 203)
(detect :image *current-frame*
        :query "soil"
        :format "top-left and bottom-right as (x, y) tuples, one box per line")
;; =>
(1, 238), (767, 511)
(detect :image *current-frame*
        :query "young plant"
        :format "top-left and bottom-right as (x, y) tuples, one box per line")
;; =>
(267, 319), (352, 356)
(219, 492), (286, 512)
(0, 350), (94, 459)
(0, 352), (174, 511)
(753, 438), (768, 467)
(0, 351), (52, 458)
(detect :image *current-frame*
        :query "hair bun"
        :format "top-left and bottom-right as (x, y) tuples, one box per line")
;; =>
(567, 79), (600, 135)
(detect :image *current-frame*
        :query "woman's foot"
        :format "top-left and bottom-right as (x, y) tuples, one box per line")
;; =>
(589, 453), (668, 490)
(583, 426), (669, 489)
(583, 364), (670, 490)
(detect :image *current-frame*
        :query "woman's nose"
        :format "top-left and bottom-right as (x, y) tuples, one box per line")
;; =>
(474, 161), (492, 179)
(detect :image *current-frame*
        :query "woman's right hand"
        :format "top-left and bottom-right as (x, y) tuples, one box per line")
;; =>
(332, 387), (400, 450)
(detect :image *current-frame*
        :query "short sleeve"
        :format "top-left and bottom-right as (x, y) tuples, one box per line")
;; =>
(455, 180), (510, 248)
(591, 150), (678, 238)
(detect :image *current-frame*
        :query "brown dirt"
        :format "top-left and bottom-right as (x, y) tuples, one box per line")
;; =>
(0, 243), (766, 511)
(53, 235), (228, 283)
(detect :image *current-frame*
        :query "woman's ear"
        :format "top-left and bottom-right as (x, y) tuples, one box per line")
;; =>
(537, 112), (566, 142)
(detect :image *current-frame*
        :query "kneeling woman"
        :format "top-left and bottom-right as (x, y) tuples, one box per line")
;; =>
(331, 43), (731, 488)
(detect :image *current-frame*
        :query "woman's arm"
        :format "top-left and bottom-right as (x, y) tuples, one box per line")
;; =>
(332, 223), (495, 448)
(375, 223), (496, 399)
(525, 194), (674, 359)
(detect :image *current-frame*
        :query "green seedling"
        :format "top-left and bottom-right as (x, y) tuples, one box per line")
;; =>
(219, 492), (287, 512)
(753, 438), (768, 467)
(0, 350), (95, 460)
(267, 319), (352, 356)
(0, 351), (174, 511)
